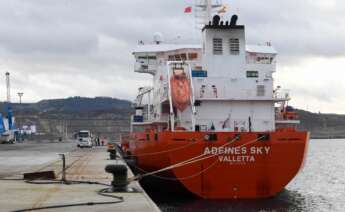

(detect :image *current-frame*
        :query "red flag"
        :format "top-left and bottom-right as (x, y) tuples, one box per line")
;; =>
(184, 6), (192, 13)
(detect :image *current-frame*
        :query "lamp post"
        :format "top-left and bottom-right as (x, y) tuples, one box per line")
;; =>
(5, 72), (10, 103)
(17, 92), (24, 104)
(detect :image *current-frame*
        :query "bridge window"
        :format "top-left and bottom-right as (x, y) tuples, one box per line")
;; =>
(247, 71), (259, 78)
(138, 56), (157, 60)
(188, 53), (198, 60)
(180, 53), (187, 61)
(168, 54), (191, 61)
(213, 38), (223, 55)
(256, 56), (272, 64)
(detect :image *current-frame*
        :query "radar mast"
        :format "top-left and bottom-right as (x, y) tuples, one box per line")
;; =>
(194, 0), (224, 28)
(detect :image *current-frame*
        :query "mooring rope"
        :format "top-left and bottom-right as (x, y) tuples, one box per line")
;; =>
(126, 141), (196, 157)
(128, 136), (264, 182)
(131, 159), (219, 181)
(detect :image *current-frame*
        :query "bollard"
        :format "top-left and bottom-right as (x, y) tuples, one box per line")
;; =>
(59, 154), (66, 182)
(105, 165), (128, 191)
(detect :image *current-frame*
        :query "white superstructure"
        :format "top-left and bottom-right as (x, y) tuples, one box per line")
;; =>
(131, 4), (298, 133)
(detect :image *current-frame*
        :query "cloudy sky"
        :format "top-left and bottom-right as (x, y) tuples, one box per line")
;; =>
(0, 0), (344, 114)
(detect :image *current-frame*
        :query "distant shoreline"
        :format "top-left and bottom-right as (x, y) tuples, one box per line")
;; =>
(311, 137), (345, 140)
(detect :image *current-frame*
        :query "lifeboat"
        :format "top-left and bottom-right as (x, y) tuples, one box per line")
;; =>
(170, 69), (191, 112)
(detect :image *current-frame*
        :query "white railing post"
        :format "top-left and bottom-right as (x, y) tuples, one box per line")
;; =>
(167, 62), (175, 132)
(130, 115), (133, 133)
(188, 64), (196, 131)
(148, 90), (151, 122)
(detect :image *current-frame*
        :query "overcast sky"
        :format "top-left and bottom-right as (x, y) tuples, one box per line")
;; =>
(0, 0), (344, 114)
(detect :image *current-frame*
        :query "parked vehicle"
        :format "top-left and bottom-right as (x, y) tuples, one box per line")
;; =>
(0, 112), (16, 144)
(76, 130), (93, 148)
(0, 129), (15, 144)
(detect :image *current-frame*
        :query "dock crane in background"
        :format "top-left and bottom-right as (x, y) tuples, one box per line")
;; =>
(0, 72), (16, 144)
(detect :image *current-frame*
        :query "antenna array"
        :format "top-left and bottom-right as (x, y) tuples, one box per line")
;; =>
(194, 0), (224, 28)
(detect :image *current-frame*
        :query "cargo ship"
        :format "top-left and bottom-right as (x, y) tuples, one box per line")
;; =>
(121, 0), (309, 199)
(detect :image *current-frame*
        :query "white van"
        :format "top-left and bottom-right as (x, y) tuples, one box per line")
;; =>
(77, 130), (93, 148)
(0, 130), (16, 144)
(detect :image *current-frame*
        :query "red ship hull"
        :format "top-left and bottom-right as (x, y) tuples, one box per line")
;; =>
(122, 129), (309, 199)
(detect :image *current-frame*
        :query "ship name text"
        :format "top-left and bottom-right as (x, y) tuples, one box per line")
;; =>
(203, 146), (271, 164)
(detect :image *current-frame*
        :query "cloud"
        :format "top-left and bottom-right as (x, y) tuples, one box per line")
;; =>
(276, 57), (345, 113)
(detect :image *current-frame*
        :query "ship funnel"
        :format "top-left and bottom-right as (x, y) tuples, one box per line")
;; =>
(230, 15), (238, 26)
(212, 15), (221, 26)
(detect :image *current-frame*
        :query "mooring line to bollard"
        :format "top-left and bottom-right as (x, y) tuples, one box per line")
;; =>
(126, 141), (197, 157)
(127, 136), (264, 182)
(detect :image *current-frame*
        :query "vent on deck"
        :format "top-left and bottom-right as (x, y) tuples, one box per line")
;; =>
(229, 38), (240, 55)
(257, 85), (266, 96)
(213, 38), (223, 55)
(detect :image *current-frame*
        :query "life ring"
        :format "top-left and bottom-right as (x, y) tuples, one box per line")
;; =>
(170, 70), (191, 111)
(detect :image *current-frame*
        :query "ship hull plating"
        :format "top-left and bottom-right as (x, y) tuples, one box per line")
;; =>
(122, 129), (309, 199)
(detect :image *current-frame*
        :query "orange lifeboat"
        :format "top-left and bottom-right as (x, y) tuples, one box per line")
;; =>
(170, 69), (191, 111)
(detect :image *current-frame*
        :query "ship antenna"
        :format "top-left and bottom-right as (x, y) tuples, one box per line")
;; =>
(194, 0), (225, 28)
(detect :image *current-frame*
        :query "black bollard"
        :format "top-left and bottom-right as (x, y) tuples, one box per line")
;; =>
(105, 165), (128, 192)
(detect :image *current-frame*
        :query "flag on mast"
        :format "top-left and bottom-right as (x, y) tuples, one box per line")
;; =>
(184, 6), (192, 13)
(218, 5), (228, 14)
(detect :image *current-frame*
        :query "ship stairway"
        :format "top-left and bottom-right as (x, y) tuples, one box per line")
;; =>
(134, 86), (153, 107)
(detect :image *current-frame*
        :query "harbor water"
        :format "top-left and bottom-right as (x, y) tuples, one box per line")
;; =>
(147, 139), (345, 212)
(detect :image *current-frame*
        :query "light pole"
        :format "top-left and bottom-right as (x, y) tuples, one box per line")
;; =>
(17, 92), (24, 104)
(5, 72), (10, 103)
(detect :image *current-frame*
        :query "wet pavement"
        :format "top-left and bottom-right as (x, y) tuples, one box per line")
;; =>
(0, 141), (159, 212)
(0, 141), (77, 178)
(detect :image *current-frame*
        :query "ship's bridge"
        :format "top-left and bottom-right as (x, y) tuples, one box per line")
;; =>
(246, 44), (277, 78)
(133, 44), (201, 75)
(246, 44), (277, 64)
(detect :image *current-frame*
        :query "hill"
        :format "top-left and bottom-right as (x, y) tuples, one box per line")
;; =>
(0, 97), (132, 140)
(0, 97), (131, 114)
(297, 109), (345, 139)
(1, 97), (345, 139)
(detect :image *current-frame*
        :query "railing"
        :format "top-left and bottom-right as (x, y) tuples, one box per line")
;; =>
(274, 89), (290, 100)
(193, 77), (275, 100)
(159, 82), (169, 102)
(131, 107), (156, 124)
(134, 62), (157, 75)
(195, 118), (274, 132)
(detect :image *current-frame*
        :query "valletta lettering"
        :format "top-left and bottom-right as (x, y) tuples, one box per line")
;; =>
(203, 146), (271, 163)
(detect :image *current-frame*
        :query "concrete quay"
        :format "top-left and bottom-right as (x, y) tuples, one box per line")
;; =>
(0, 144), (159, 212)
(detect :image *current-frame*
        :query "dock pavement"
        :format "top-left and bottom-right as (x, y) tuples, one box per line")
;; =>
(0, 146), (160, 212)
